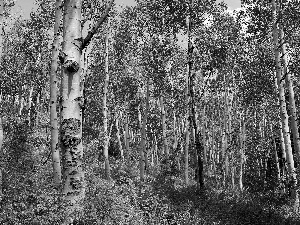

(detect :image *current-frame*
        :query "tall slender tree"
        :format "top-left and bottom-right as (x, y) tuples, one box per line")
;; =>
(103, 19), (111, 181)
(60, 0), (114, 223)
(140, 78), (150, 182)
(279, 24), (300, 172)
(0, 0), (4, 200)
(272, 0), (299, 209)
(49, 0), (63, 187)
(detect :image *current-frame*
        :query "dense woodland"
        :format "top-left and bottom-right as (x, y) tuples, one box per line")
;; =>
(0, 0), (300, 224)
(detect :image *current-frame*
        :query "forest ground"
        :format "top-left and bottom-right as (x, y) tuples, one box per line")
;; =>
(0, 120), (300, 225)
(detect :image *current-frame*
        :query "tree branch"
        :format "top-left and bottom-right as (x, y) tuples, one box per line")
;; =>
(81, 0), (114, 50)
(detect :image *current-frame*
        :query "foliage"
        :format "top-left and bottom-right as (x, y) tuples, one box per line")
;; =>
(1, 0), (300, 224)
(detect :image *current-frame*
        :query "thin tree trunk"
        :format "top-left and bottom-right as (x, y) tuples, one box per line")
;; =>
(279, 121), (287, 178)
(0, 0), (2, 60)
(116, 112), (123, 160)
(279, 24), (300, 173)
(50, 0), (63, 187)
(124, 113), (130, 157)
(223, 78), (229, 188)
(173, 113), (178, 151)
(202, 103), (207, 166)
(26, 86), (34, 126)
(35, 93), (40, 127)
(160, 95), (168, 156)
(272, 0), (299, 208)
(186, 5), (204, 188)
(239, 112), (245, 191)
(151, 144), (154, 167)
(18, 86), (24, 119)
(271, 123), (281, 182)
(184, 117), (190, 185)
(184, 13), (191, 186)
(103, 21), (111, 181)
(0, 0), (3, 200)
(231, 163), (235, 190)
(140, 78), (150, 182)
(154, 135), (159, 166)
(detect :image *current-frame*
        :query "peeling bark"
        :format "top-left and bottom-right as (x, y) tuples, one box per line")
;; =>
(61, 0), (85, 222)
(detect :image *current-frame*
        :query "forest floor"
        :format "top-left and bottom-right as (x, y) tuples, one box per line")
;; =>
(0, 123), (300, 224)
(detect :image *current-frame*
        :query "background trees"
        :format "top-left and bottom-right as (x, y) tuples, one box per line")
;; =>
(0, 0), (300, 224)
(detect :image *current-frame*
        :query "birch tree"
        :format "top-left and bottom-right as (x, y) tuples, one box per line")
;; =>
(0, 0), (3, 200)
(103, 20), (111, 180)
(60, 0), (113, 223)
(279, 24), (300, 172)
(271, 0), (299, 209)
(49, 0), (63, 187)
(140, 78), (150, 182)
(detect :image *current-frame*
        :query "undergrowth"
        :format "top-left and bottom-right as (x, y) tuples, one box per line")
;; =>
(0, 124), (300, 224)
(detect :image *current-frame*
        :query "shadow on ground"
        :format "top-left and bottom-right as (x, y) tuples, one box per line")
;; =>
(150, 173), (300, 225)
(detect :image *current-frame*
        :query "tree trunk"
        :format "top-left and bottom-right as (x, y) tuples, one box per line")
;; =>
(186, 10), (204, 188)
(272, 0), (299, 208)
(160, 95), (168, 156)
(0, 0), (2, 59)
(103, 21), (111, 181)
(172, 112), (178, 151)
(35, 93), (40, 127)
(18, 86), (24, 119)
(140, 78), (150, 182)
(223, 79), (230, 188)
(239, 112), (245, 191)
(154, 135), (159, 166)
(60, 0), (85, 222)
(279, 121), (287, 178)
(271, 123), (281, 182)
(279, 25), (300, 173)
(26, 86), (34, 126)
(0, 0), (3, 200)
(184, 13), (191, 186)
(124, 113), (130, 157)
(202, 104), (207, 166)
(50, 0), (63, 187)
(116, 113), (123, 160)
(184, 117), (190, 185)
(231, 163), (235, 190)
(0, 117), (3, 199)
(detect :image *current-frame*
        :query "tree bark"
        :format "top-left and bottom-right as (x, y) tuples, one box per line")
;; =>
(184, 13), (191, 186)
(172, 112), (178, 151)
(116, 112), (124, 160)
(0, 0), (3, 200)
(271, 123), (281, 182)
(139, 78), (150, 182)
(102, 20), (111, 181)
(124, 113), (130, 157)
(239, 112), (245, 191)
(279, 24), (300, 173)
(50, 0), (63, 187)
(272, 0), (299, 209)
(26, 86), (34, 127)
(160, 95), (168, 156)
(60, 0), (85, 222)
(184, 117), (190, 185)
